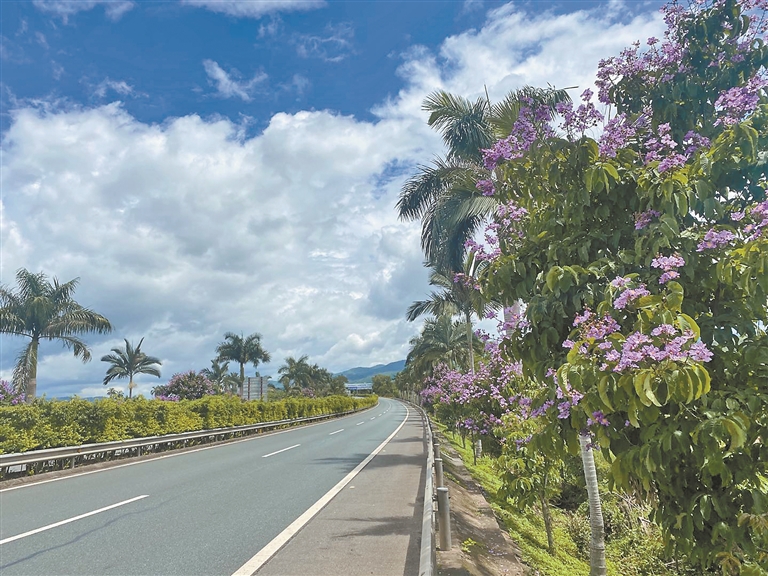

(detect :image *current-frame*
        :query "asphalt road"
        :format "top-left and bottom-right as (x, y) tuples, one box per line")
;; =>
(0, 398), (426, 576)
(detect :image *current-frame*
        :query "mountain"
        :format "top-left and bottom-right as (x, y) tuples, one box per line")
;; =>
(337, 360), (406, 383)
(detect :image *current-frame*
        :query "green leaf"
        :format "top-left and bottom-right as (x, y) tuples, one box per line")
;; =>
(598, 375), (614, 411)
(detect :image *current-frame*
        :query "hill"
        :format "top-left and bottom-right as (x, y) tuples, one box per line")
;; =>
(337, 360), (406, 383)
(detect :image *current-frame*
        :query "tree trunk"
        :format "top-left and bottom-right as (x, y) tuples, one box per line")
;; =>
(465, 311), (475, 375)
(128, 378), (135, 399)
(540, 472), (555, 554)
(579, 434), (606, 576)
(239, 363), (245, 397)
(25, 338), (39, 403)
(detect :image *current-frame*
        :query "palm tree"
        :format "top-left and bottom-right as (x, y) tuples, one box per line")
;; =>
(0, 269), (112, 402)
(405, 314), (480, 379)
(201, 358), (230, 392)
(397, 86), (570, 271)
(278, 355), (313, 395)
(101, 338), (162, 398)
(215, 332), (271, 397)
(407, 253), (492, 373)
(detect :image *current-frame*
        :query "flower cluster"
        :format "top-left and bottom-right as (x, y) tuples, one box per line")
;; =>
(714, 74), (767, 126)
(556, 89), (605, 138)
(643, 123), (687, 172)
(567, 308), (714, 372)
(610, 277), (651, 309)
(0, 380), (25, 405)
(453, 272), (481, 291)
(476, 179), (495, 197)
(481, 102), (555, 170)
(697, 228), (737, 251)
(634, 209), (660, 230)
(651, 254), (685, 284)
(153, 370), (216, 400)
(599, 113), (640, 157)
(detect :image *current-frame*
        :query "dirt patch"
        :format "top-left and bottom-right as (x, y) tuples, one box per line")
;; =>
(435, 432), (529, 576)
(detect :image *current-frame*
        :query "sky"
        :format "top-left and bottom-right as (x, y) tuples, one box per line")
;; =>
(0, 0), (666, 399)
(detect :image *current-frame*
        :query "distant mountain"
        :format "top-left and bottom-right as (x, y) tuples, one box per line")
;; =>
(337, 360), (406, 383)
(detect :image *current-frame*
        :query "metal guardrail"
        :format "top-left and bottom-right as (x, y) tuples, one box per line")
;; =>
(411, 401), (435, 576)
(0, 408), (363, 479)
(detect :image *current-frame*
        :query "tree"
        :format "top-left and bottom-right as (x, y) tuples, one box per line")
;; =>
(407, 252), (493, 374)
(329, 374), (348, 396)
(201, 358), (237, 393)
(397, 86), (570, 271)
(0, 269), (112, 402)
(371, 374), (395, 397)
(474, 1), (768, 571)
(215, 332), (270, 396)
(101, 338), (162, 398)
(405, 314), (480, 380)
(152, 371), (215, 400)
(278, 355), (313, 395)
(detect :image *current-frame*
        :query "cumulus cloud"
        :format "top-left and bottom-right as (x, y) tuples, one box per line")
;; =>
(294, 22), (354, 62)
(203, 60), (268, 101)
(0, 1), (668, 398)
(182, 0), (325, 18)
(32, 0), (135, 22)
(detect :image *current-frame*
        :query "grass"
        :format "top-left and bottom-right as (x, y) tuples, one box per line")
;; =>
(434, 422), (626, 576)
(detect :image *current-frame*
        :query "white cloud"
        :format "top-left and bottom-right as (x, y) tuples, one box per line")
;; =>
(93, 78), (136, 99)
(294, 22), (354, 62)
(0, 2), (668, 398)
(202, 60), (268, 102)
(32, 0), (135, 22)
(182, 0), (325, 18)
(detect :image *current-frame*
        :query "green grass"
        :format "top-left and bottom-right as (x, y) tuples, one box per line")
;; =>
(434, 422), (622, 576)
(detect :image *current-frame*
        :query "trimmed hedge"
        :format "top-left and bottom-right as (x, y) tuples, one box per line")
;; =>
(0, 394), (377, 454)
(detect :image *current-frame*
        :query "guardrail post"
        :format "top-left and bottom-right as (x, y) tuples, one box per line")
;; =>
(437, 486), (452, 550)
(474, 438), (482, 460)
(434, 458), (444, 488)
(433, 440), (440, 460)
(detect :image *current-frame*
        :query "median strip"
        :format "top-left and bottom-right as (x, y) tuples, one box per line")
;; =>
(0, 495), (149, 545)
(262, 444), (300, 458)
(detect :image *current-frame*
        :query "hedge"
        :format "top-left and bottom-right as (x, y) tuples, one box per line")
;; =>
(0, 394), (378, 454)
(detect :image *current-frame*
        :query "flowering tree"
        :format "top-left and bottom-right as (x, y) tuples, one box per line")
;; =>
(474, 0), (768, 572)
(152, 371), (216, 401)
(0, 380), (25, 405)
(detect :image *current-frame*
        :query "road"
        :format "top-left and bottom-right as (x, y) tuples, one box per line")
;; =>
(0, 398), (426, 576)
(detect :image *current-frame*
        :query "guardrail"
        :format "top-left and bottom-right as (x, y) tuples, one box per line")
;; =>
(0, 408), (364, 480)
(411, 401), (435, 576)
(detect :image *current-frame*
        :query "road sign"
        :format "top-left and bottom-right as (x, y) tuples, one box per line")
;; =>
(243, 376), (269, 401)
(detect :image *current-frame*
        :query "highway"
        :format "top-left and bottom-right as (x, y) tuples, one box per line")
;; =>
(0, 398), (426, 576)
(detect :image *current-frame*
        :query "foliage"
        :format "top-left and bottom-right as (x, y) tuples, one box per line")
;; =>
(0, 268), (112, 402)
(152, 371), (215, 400)
(371, 374), (396, 397)
(0, 394), (377, 454)
(215, 331), (271, 393)
(101, 337), (162, 398)
(465, 1), (768, 571)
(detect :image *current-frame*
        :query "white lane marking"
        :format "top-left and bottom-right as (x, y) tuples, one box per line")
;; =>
(232, 406), (409, 576)
(356, 422), (364, 426)
(0, 495), (148, 545)
(0, 409), (377, 493)
(262, 444), (300, 458)
(370, 417), (376, 421)
(329, 429), (344, 436)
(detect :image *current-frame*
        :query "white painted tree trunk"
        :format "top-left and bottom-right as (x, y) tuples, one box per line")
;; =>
(579, 433), (606, 576)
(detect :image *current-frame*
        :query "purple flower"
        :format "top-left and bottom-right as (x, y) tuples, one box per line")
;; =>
(697, 228), (737, 251)
(476, 179), (495, 196)
(634, 209), (660, 230)
(688, 341), (714, 362)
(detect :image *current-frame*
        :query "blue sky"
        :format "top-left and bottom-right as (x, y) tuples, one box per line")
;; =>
(1, 0), (665, 398)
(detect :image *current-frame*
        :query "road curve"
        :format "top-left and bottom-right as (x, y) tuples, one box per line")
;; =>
(0, 398), (427, 576)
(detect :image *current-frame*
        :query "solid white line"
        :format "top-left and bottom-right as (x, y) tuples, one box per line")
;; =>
(0, 495), (149, 545)
(329, 429), (344, 436)
(231, 405), (409, 576)
(262, 444), (300, 458)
